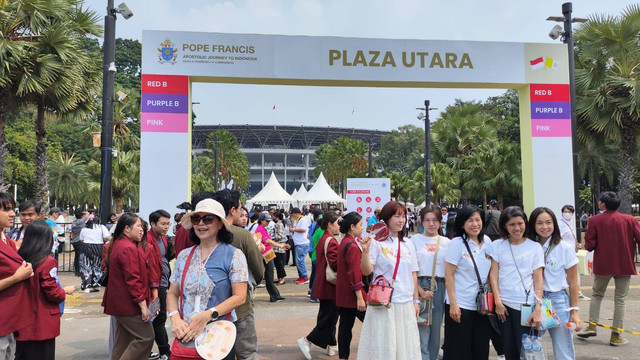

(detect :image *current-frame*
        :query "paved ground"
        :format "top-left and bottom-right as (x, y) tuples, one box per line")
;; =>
(56, 260), (640, 359)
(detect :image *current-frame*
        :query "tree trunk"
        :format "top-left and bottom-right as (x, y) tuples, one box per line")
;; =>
(482, 191), (487, 210)
(35, 102), (49, 205)
(618, 129), (637, 214)
(115, 196), (123, 214)
(497, 188), (504, 211)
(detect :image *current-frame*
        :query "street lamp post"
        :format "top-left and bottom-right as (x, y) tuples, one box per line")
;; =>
(547, 2), (587, 239)
(99, 2), (132, 223)
(417, 100), (437, 206)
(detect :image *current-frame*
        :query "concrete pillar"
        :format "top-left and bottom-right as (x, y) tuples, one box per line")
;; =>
(284, 153), (288, 192)
(261, 153), (265, 187)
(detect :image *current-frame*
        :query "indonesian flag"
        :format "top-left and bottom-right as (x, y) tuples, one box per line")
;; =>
(530, 57), (544, 70)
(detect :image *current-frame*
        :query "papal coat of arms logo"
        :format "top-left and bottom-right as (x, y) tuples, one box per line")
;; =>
(158, 39), (178, 65)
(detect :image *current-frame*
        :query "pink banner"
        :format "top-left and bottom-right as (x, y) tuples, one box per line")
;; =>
(531, 119), (571, 137)
(141, 112), (189, 133)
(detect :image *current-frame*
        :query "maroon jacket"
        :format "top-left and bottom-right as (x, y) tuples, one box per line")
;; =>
(585, 210), (640, 276)
(17, 256), (66, 341)
(145, 230), (163, 288)
(173, 225), (194, 258)
(336, 234), (367, 308)
(102, 236), (151, 316)
(312, 233), (338, 300)
(0, 238), (34, 336)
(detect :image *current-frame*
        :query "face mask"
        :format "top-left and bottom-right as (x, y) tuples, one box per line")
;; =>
(562, 212), (572, 220)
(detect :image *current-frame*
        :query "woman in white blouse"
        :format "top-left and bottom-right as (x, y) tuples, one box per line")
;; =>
(412, 204), (450, 360)
(359, 201), (421, 360)
(528, 207), (581, 360)
(443, 205), (492, 360)
(488, 206), (544, 360)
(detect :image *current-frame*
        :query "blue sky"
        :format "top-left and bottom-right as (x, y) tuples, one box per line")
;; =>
(84, 0), (636, 131)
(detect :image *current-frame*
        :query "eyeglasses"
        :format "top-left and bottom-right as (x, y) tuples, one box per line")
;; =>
(191, 214), (216, 225)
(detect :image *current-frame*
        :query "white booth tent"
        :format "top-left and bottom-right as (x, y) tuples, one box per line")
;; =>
(295, 184), (307, 199)
(291, 188), (298, 198)
(298, 172), (347, 206)
(246, 172), (295, 209)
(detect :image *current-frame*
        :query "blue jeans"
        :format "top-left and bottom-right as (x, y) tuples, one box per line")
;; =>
(543, 290), (575, 360)
(418, 277), (445, 360)
(294, 244), (308, 279)
(309, 260), (318, 301)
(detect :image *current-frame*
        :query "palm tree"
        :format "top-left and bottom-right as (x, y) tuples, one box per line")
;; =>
(431, 102), (498, 204)
(314, 137), (368, 195)
(201, 129), (250, 190)
(48, 153), (88, 207)
(574, 4), (640, 213)
(0, 0), (68, 184)
(88, 150), (139, 213)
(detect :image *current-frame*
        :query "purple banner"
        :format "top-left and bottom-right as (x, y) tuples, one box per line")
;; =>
(141, 94), (189, 114)
(530, 101), (570, 119)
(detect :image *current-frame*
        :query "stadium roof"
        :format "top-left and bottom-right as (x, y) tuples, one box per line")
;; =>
(193, 124), (389, 150)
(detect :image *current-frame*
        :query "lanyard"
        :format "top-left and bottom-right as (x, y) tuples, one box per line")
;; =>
(509, 242), (532, 304)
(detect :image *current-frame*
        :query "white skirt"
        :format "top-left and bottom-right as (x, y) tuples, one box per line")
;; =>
(357, 302), (421, 360)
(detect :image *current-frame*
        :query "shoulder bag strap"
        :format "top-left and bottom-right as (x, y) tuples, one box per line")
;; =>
(324, 236), (334, 264)
(508, 243), (532, 303)
(462, 238), (484, 291)
(179, 246), (198, 316)
(392, 237), (401, 281)
(430, 235), (442, 292)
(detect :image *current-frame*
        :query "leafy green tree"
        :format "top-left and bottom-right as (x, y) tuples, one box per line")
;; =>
(193, 129), (249, 191)
(3, 109), (37, 200)
(314, 137), (368, 195)
(389, 172), (412, 201)
(377, 124), (424, 174)
(574, 4), (640, 213)
(423, 163), (461, 205)
(87, 150), (139, 213)
(482, 89), (520, 143)
(114, 38), (142, 92)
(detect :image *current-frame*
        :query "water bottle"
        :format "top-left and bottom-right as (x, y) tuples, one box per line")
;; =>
(531, 336), (545, 360)
(566, 322), (577, 331)
(522, 334), (533, 359)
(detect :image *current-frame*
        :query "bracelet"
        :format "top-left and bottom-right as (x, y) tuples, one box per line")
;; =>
(567, 306), (579, 311)
(413, 299), (421, 304)
(168, 310), (179, 318)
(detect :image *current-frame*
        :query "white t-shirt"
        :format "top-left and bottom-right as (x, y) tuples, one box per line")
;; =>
(541, 238), (578, 292)
(292, 216), (310, 245)
(488, 239), (545, 309)
(368, 236), (419, 303)
(558, 218), (576, 249)
(412, 234), (451, 277)
(445, 236), (492, 310)
(55, 215), (65, 235)
(79, 225), (110, 244)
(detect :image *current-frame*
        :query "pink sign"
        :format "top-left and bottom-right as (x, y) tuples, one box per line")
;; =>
(531, 119), (571, 137)
(141, 113), (189, 133)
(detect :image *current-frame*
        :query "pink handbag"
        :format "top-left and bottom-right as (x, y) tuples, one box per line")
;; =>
(367, 237), (401, 307)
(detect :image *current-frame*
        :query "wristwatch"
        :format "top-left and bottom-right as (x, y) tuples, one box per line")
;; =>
(208, 307), (219, 319)
(413, 299), (421, 304)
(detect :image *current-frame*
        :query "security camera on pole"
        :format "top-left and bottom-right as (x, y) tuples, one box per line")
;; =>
(100, 1), (133, 223)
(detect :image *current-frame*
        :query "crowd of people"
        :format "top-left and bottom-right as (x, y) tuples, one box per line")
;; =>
(0, 190), (638, 360)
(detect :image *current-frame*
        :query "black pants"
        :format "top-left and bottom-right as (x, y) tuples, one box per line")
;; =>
(152, 287), (170, 356)
(306, 299), (339, 349)
(497, 306), (537, 360)
(489, 314), (504, 356)
(16, 339), (55, 360)
(72, 241), (83, 276)
(274, 252), (287, 279)
(338, 307), (365, 359)
(264, 260), (281, 301)
(286, 238), (295, 265)
(443, 305), (490, 360)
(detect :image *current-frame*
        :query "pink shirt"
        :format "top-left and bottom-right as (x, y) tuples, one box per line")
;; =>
(255, 225), (272, 254)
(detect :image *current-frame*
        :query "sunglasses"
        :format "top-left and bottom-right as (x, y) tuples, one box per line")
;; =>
(190, 214), (217, 225)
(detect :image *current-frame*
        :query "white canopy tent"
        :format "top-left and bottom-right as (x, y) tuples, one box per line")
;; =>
(291, 188), (298, 198)
(298, 172), (346, 206)
(246, 172), (295, 209)
(296, 184), (307, 199)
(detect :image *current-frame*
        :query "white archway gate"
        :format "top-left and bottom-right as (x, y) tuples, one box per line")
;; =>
(140, 31), (572, 218)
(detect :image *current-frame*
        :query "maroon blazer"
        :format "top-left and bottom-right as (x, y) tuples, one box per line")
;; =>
(145, 230), (163, 288)
(173, 225), (194, 258)
(336, 234), (367, 308)
(312, 233), (338, 300)
(0, 239), (34, 336)
(585, 210), (640, 276)
(102, 236), (151, 316)
(17, 256), (66, 341)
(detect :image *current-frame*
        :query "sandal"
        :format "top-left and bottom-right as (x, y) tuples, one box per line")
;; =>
(278, 278), (285, 285)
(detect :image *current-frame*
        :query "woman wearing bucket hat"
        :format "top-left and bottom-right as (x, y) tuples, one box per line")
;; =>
(166, 199), (249, 360)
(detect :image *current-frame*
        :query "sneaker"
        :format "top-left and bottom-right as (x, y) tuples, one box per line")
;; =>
(297, 337), (312, 360)
(256, 283), (266, 288)
(577, 324), (597, 338)
(90, 287), (100, 293)
(496, 356), (506, 360)
(149, 353), (160, 360)
(295, 278), (309, 285)
(310, 298), (319, 303)
(327, 345), (338, 356)
(270, 297), (285, 303)
(610, 333), (628, 346)
(83, 288), (91, 294)
(159, 355), (169, 360)
(579, 292), (591, 301)
(437, 348), (444, 360)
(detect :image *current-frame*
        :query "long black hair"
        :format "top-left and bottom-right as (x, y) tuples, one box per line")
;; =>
(105, 213), (141, 270)
(18, 220), (53, 269)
